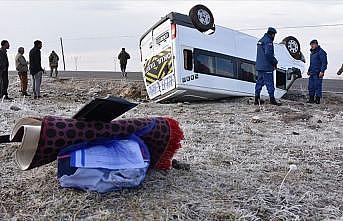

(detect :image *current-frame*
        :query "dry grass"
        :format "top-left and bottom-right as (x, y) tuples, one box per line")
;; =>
(0, 75), (342, 220)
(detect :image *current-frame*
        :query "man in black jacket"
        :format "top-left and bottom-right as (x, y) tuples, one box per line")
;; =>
(118, 48), (130, 78)
(29, 40), (44, 99)
(0, 40), (12, 100)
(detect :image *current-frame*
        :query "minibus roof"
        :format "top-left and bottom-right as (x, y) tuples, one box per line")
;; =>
(140, 12), (195, 44)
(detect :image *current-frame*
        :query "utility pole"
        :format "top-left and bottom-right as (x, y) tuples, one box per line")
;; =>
(73, 56), (80, 71)
(60, 37), (66, 71)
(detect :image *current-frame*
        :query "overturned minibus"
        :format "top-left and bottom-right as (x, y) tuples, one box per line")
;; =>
(139, 5), (305, 102)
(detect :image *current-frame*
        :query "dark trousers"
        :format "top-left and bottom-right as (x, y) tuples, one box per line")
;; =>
(50, 66), (58, 77)
(0, 70), (9, 97)
(308, 74), (323, 98)
(120, 63), (127, 77)
(255, 71), (275, 98)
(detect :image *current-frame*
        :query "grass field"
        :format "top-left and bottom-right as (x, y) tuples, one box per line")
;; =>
(0, 76), (342, 220)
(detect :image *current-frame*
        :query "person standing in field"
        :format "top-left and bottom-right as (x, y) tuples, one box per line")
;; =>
(307, 39), (328, 104)
(49, 50), (59, 78)
(29, 40), (44, 99)
(254, 27), (280, 106)
(0, 40), (12, 100)
(118, 48), (130, 78)
(15, 47), (30, 96)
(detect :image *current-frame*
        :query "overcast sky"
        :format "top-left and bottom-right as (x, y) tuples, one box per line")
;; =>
(1, 0), (343, 78)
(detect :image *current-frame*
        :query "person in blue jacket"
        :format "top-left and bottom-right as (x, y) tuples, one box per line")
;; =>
(254, 27), (281, 106)
(307, 39), (327, 104)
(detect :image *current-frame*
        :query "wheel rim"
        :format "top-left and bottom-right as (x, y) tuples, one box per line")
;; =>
(287, 40), (299, 54)
(197, 9), (211, 25)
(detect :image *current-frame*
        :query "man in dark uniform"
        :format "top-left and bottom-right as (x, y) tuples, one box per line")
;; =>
(118, 48), (130, 78)
(254, 27), (280, 106)
(307, 39), (328, 104)
(0, 40), (12, 100)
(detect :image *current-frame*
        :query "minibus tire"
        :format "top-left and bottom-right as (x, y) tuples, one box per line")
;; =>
(189, 5), (214, 32)
(281, 36), (301, 60)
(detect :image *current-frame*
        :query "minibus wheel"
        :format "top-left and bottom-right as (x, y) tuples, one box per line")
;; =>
(189, 5), (215, 32)
(281, 36), (301, 60)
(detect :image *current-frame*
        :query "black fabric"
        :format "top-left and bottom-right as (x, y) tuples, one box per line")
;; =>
(0, 70), (8, 96)
(120, 63), (127, 72)
(0, 48), (9, 72)
(0, 135), (10, 144)
(29, 47), (43, 74)
(57, 157), (77, 178)
(0, 48), (9, 97)
(72, 96), (137, 122)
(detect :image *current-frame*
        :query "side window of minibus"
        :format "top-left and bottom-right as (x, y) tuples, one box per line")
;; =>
(183, 49), (193, 71)
(216, 56), (236, 78)
(239, 62), (256, 83)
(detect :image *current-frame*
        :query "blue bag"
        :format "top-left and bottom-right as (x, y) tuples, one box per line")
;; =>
(57, 135), (150, 193)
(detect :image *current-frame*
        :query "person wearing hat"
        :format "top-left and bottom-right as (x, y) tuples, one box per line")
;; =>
(307, 39), (327, 104)
(254, 27), (280, 106)
(15, 47), (30, 96)
(49, 50), (59, 78)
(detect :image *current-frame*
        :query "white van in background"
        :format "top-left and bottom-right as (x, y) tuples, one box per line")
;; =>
(139, 5), (305, 102)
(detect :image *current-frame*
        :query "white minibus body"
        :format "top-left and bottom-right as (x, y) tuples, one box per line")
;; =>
(140, 13), (305, 102)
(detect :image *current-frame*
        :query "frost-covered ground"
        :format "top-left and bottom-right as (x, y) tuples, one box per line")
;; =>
(0, 75), (342, 220)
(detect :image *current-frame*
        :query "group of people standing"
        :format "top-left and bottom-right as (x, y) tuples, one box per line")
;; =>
(0, 41), (129, 101)
(0, 32), (335, 103)
(0, 39), (60, 100)
(254, 27), (328, 105)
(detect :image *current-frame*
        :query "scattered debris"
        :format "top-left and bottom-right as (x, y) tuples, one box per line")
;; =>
(251, 115), (264, 123)
(119, 85), (144, 99)
(282, 112), (312, 123)
(10, 105), (21, 111)
(87, 87), (101, 96)
(172, 159), (190, 171)
(278, 164), (298, 200)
